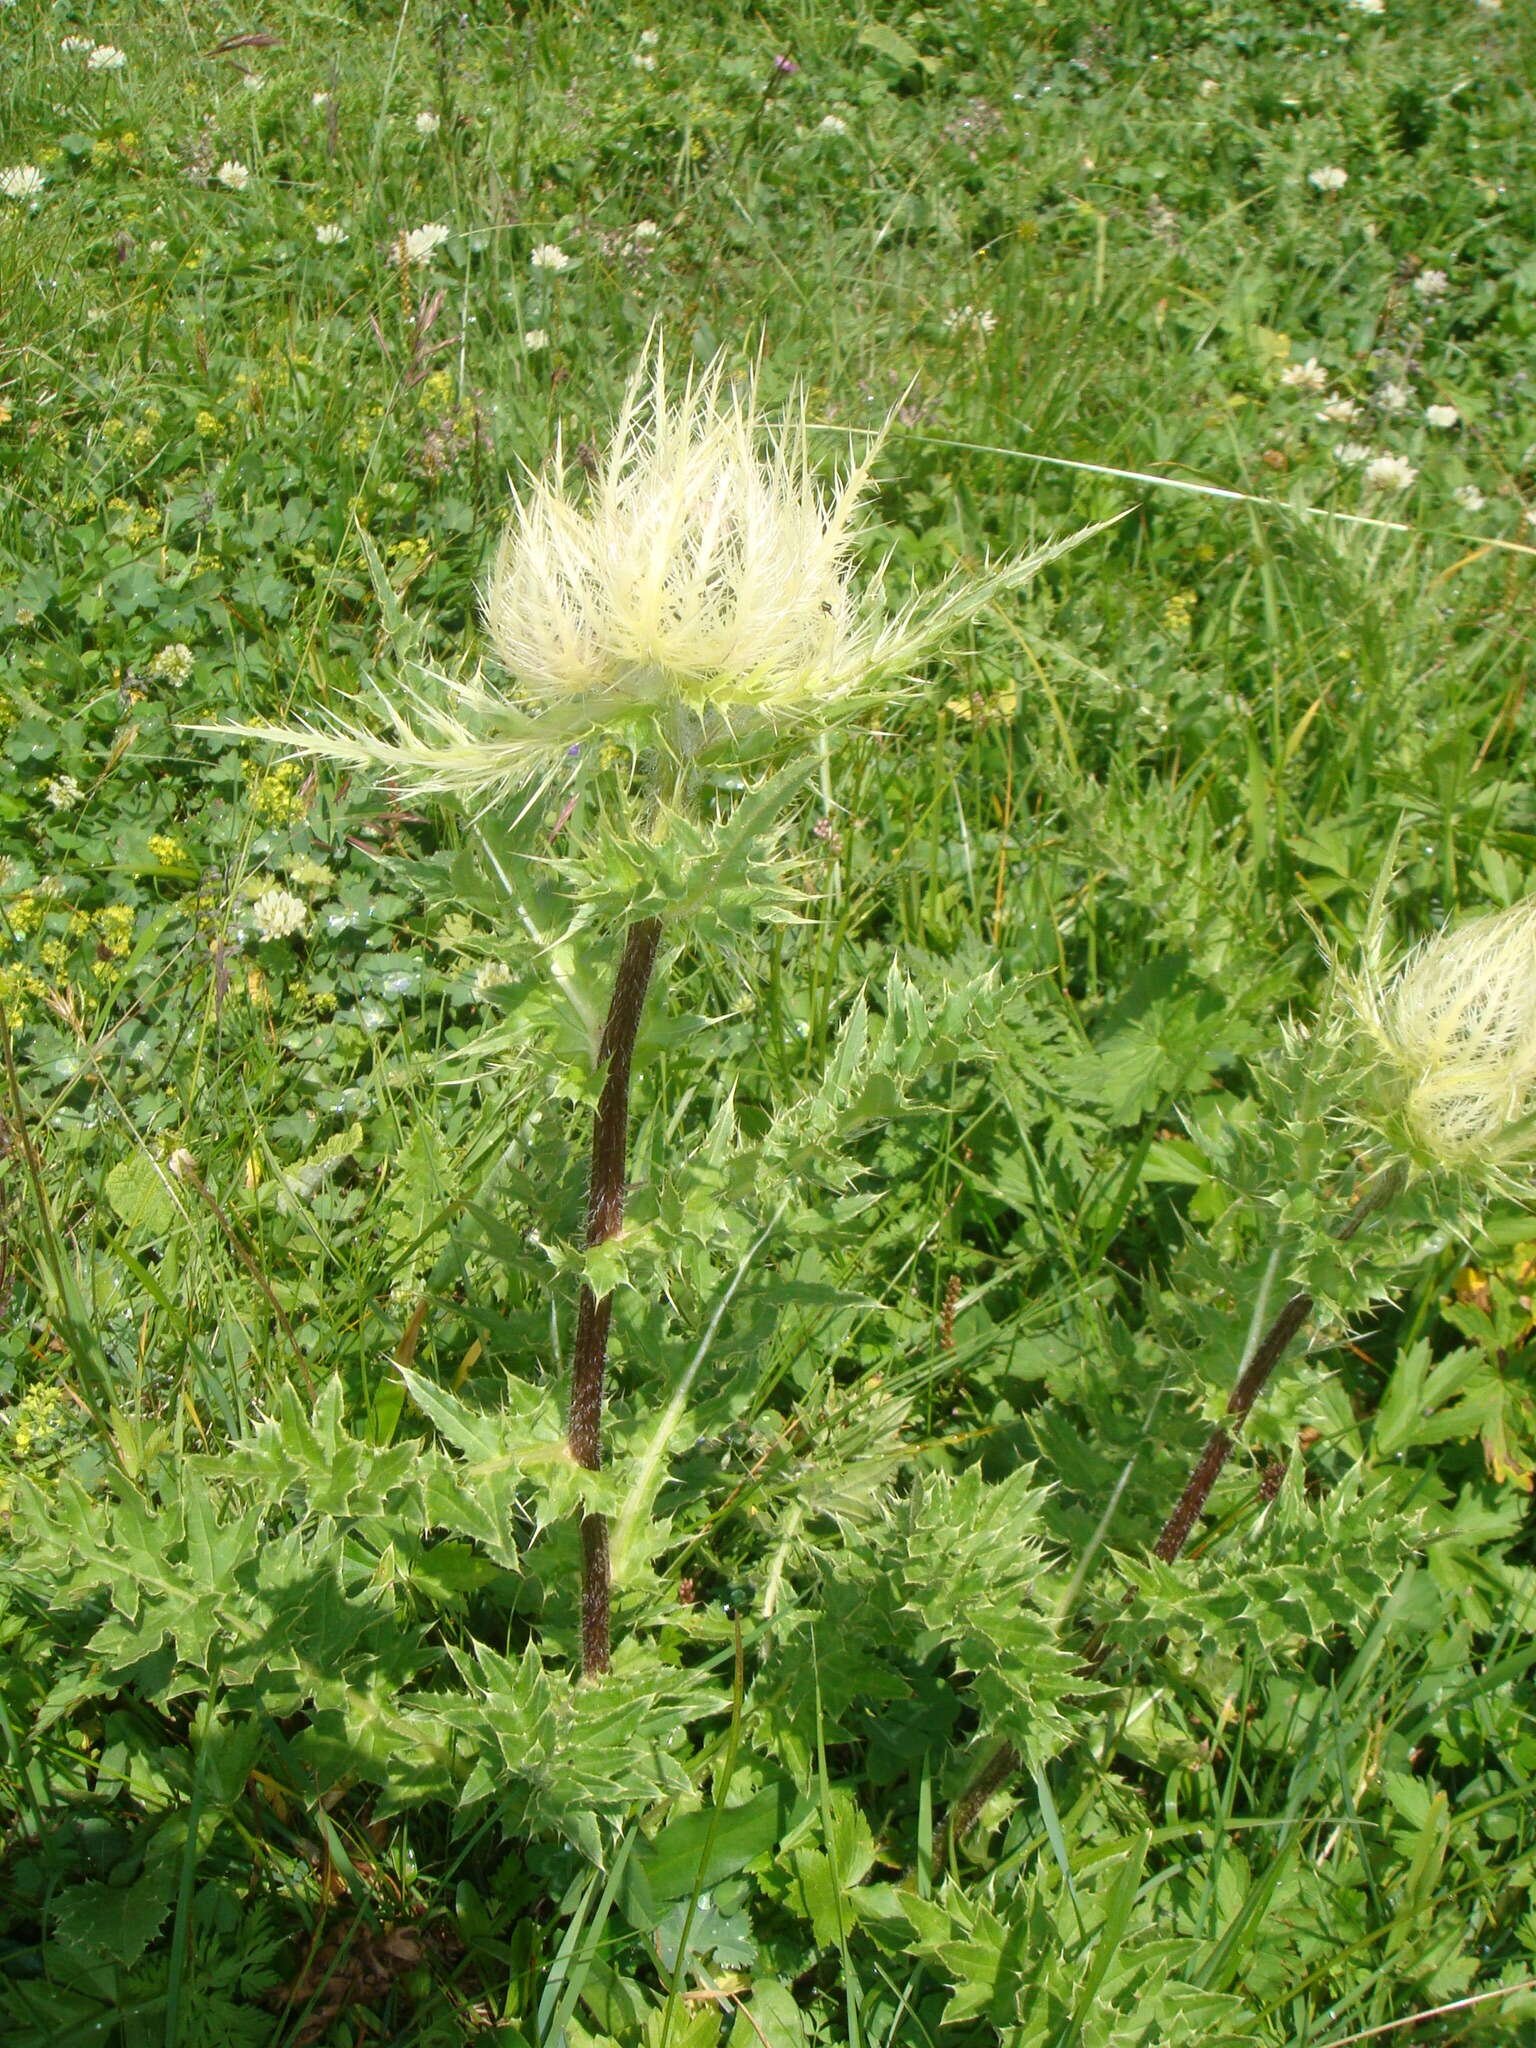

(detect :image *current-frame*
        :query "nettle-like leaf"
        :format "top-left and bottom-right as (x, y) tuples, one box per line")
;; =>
(891, 1466), (1083, 1764)
(217, 1376), (437, 1525)
(428, 1638), (724, 1861)
(901, 1863), (1270, 2043)
(1117, 1463), (1428, 1662)
(399, 1363), (596, 1552)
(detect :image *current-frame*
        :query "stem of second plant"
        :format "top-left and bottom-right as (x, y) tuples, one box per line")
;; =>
(569, 914), (663, 1681)
(934, 1159), (1408, 1864)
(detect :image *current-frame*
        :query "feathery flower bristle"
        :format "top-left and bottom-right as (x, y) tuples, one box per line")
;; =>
(209, 335), (1103, 806)
(1343, 897), (1536, 1168)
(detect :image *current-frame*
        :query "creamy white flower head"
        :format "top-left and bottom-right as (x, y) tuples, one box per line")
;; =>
(1344, 899), (1536, 1168)
(315, 221), (347, 245)
(1280, 356), (1328, 391)
(87, 43), (127, 70)
(415, 109), (440, 135)
(523, 327), (550, 351)
(1309, 165), (1348, 192)
(1376, 380), (1412, 413)
(216, 160), (250, 191)
(818, 112), (849, 135)
(1425, 404), (1459, 429)
(217, 337), (1106, 805)
(1335, 440), (1373, 466)
(60, 34), (95, 52)
(530, 242), (572, 272)
(250, 887), (308, 942)
(1413, 268), (1449, 300)
(1318, 395), (1361, 422)
(1453, 483), (1486, 512)
(45, 774), (83, 810)
(0, 166), (45, 199)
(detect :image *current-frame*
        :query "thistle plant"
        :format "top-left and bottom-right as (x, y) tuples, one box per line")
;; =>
(940, 891), (1536, 1862)
(1156, 895), (1536, 1555)
(218, 335), (1096, 1679)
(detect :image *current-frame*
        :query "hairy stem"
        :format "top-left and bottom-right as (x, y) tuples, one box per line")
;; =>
(569, 915), (663, 1680)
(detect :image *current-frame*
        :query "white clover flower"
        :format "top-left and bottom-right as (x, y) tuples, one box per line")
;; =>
(315, 221), (347, 245)
(45, 775), (83, 810)
(1309, 165), (1348, 192)
(1413, 268), (1449, 301)
(1345, 899), (1536, 1169)
(1453, 484), (1487, 512)
(250, 887), (308, 943)
(818, 113), (849, 135)
(242, 71), (266, 92)
(1335, 441), (1373, 466)
(530, 242), (572, 272)
(632, 51), (657, 70)
(522, 327), (549, 351)
(217, 335), (1102, 805)
(1346, 0), (1384, 12)
(639, 26), (660, 44)
(87, 43), (127, 70)
(630, 219), (660, 242)
(1473, 0), (1502, 14)
(0, 166), (45, 200)
(1280, 357), (1328, 391)
(1318, 395), (1361, 422)
(1198, 78), (1220, 97)
(415, 109), (441, 135)
(147, 643), (195, 684)
(402, 221), (451, 264)
(216, 160), (250, 191)
(1375, 380), (1412, 413)
(311, 89), (332, 108)
(1425, 404), (1460, 429)
(1364, 453), (1417, 491)
(60, 34), (95, 53)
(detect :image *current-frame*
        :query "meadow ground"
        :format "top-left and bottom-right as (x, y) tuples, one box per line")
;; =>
(3, 1), (1536, 2043)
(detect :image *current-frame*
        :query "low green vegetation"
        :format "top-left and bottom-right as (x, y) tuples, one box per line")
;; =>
(3, 2), (1536, 2043)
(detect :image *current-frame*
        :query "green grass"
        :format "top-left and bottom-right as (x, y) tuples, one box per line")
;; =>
(3, 2), (1536, 2043)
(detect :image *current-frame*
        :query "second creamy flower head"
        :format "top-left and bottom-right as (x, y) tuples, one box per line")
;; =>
(1344, 897), (1536, 1169)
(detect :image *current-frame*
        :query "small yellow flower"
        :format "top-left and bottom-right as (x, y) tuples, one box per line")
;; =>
(7, 892), (44, 937)
(96, 903), (136, 957)
(247, 762), (308, 825)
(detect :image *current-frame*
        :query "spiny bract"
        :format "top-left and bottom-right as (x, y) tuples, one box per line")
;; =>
(214, 336), (1098, 806)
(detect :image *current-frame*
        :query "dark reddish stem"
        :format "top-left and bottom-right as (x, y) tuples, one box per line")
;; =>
(569, 916), (663, 1681)
(1152, 1287), (1315, 1562)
